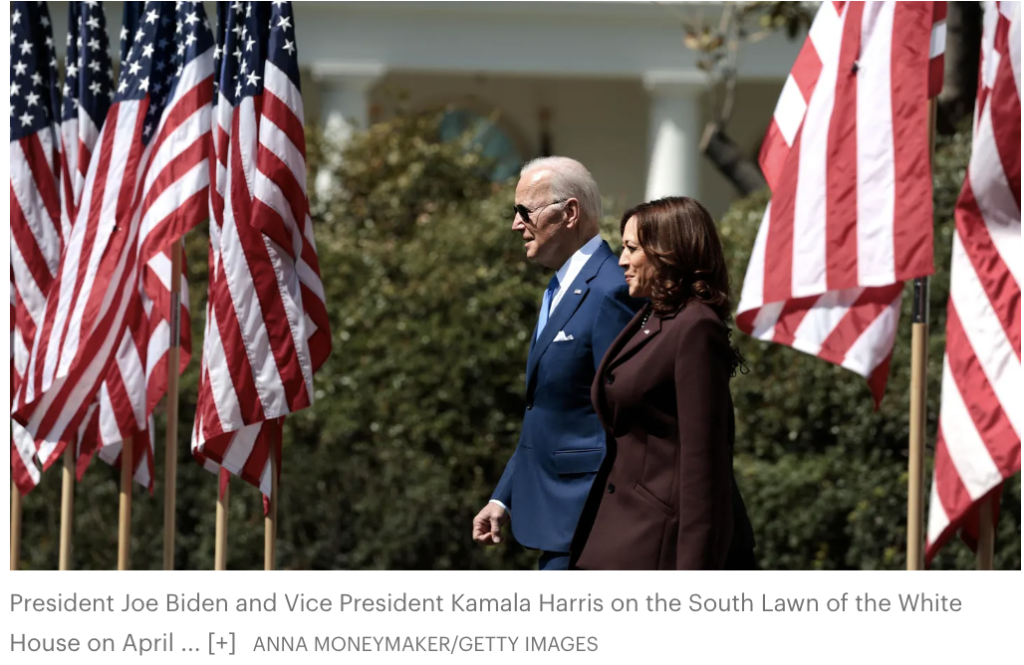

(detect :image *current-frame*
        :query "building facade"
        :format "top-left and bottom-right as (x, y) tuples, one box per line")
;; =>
(48, 1), (804, 219)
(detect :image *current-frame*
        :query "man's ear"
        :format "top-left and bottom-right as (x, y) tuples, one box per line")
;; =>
(563, 198), (581, 228)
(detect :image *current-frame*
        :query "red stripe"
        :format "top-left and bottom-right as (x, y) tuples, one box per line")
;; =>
(137, 140), (210, 263)
(300, 283), (331, 372)
(925, 429), (972, 565)
(758, 120), (787, 192)
(78, 140), (92, 180)
(240, 426), (272, 490)
(763, 131), (802, 304)
(10, 441), (38, 495)
(75, 408), (100, 481)
(891, 0), (935, 281)
(824, 1), (862, 290)
(104, 358), (136, 440)
(21, 135), (61, 239)
(210, 260), (265, 425)
(230, 111), (310, 413)
(261, 91), (306, 160)
(987, 52), (1021, 209)
(817, 283), (903, 366)
(769, 296), (819, 346)
(790, 40), (823, 101)
(10, 185), (55, 298)
(945, 304), (1021, 470)
(955, 183), (1022, 359)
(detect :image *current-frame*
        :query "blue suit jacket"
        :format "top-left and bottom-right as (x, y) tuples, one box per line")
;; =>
(492, 240), (644, 553)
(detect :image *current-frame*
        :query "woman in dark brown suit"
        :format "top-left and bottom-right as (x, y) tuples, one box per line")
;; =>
(570, 196), (755, 570)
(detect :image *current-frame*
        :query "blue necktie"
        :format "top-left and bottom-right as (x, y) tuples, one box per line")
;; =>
(536, 275), (559, 340)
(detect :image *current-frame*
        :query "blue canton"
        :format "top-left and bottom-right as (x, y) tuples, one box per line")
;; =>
(63, 0), (114, 126)
(10, 1), (60, 141)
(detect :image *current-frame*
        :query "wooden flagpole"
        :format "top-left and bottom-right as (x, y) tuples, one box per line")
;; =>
(59, 447), (75, 570)
(163, 242), (183, 570)
(11, 483), (22, 571)
(215, 470), (229, 570)
(264, 449), (278, 571)
(118, 436), (133, 570)
(976, 496), (995, 570)
(906, 98), (938, 571)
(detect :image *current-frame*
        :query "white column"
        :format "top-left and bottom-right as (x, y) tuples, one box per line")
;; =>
(642, 70), (704, 202)
(309, 62), (386, 199)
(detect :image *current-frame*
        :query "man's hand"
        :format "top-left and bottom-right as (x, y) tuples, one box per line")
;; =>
(472, 503), (509, 545)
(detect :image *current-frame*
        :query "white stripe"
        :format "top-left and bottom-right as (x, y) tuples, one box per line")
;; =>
(220, 423), (261, 479)
(114, 330), (147, 431)
(790, 288), (861, 356)
(139, 161), (209, 251)
(9, 238), (46, 329)
(11, 144), (61, 275)
(263, 235), (314, 396)
(148, 250), (173, 292)
(773, 78), (807, 147)
(98, 382), (123, 447)
(748, 301), (785, 341)
(263, 62), (305, 126)
(838, 291), (900, 377)
(204, 305), (244, 435)
(949, 234), (1022, 438)
(146, 319), (170, 381)
(855, 2), (897, 286)
(937, 356), (1004, 499)
(259, 116), (307, 198)
(930, 19), (947, 59)
(925, 470), (950, 545)
(1008, 2), (1020, 100)
(11, 423), (41, 487)
(142, 103), (210, 195)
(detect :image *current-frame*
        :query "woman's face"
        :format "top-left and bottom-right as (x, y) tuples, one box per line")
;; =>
(619, 216), (655, 299)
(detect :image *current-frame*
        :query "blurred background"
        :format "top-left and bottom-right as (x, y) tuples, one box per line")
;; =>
(18, 1), (1020, 570)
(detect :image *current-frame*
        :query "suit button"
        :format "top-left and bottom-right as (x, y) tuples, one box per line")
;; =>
(526, 403), (533, 410)
(607, 483), (615, 493)
(605, 373), (614, 385)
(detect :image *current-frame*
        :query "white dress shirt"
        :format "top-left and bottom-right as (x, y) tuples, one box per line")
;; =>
(490, 234), (604, 516)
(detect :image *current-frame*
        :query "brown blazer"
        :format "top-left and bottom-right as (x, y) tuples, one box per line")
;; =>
(570, 301), (754, 570)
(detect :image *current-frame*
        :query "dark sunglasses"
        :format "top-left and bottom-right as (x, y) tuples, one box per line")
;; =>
(513, 199), (567, 224)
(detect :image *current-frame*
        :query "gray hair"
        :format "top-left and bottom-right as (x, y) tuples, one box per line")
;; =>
(520, 156), (603, 223)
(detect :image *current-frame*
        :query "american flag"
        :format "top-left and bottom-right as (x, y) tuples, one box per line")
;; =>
(60, 0), (114, 235)
(11, 2), (215, 481)
(71, 3), (198, 491)
(192, 0), (331, 499)
(736, 1), (946, 405)
(10, 1), (62, 494)
(926, 0), (1020, 565)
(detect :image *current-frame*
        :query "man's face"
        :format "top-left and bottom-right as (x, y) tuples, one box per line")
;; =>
(512, 169), (566, 267)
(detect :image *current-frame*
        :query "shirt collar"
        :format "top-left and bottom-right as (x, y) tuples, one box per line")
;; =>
(554, 234), (603, 288)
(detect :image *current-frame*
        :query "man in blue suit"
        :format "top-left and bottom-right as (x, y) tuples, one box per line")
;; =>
(472, 156), (643, 570)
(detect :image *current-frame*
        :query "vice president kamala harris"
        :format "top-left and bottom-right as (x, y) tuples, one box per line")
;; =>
(570, 196), (755, 570)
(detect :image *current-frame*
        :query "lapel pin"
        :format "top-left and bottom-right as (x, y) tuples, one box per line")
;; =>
(574, 289), (582, 295)
(644, 330), (650, 334)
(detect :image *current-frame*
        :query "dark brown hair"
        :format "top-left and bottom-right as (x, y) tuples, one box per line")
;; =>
(620, 196), (732, 320)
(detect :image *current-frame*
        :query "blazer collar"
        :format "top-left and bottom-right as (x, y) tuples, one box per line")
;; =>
(527, 240), (614, 385)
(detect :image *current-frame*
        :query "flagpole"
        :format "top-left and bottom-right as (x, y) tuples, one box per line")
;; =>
(907, 98), (938, 572)
(11, 483), (22, 571)
(163, 242), (183, 570)
(976, 496), (995, 569)
(215, 470), (229, 570)
(59, 447), (75, 570)
(118, 436), (133, 570)
(264, 446), (278, 571)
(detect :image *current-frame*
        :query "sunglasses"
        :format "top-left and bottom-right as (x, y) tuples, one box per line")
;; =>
(513, 199), (567, 224)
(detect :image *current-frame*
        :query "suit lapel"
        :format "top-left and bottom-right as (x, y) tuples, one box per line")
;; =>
(526, 242), (613, 388)
(607, 310), (663, 371)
